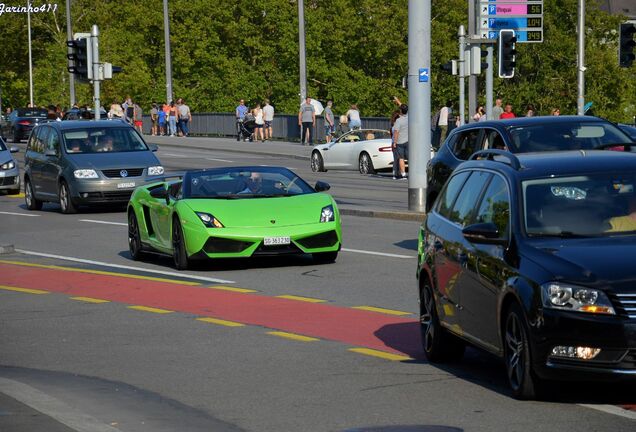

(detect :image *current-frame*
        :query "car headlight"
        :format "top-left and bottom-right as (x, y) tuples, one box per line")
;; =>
(320, 205), (335, 223)
(148, 166), (164, 175)
(196, 212), (224, 228)
(0, 160), (15, 170)
(73, 169), (99, 179)
(541, 282), (615, 315)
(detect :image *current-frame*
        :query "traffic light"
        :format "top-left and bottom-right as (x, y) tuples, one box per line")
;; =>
(66, 36), (92, 81)
(619, 22), (636, 68)
(498, 29), (517, 78)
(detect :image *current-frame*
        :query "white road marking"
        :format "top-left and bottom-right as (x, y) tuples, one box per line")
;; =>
(162, 152), (188, 158)
(342, 248), (415, 259)
(79, 219), (127, 226)
(0, 211), (40, 217)
(205, 157), (234, 163)
(579, 404), (636, 420)
(15, 249), (235, 284)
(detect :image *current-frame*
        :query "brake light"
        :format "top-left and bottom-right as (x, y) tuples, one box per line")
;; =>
(379, 146), (393, 152)
(18, 120), (31, 125)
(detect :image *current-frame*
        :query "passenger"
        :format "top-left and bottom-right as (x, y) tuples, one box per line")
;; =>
(605, 195), (636, 232)
(238, 172), (263, 194)
(97, 136), (115, 152)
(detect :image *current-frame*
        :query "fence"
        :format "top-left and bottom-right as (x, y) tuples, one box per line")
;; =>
(143, 113), (391, 142)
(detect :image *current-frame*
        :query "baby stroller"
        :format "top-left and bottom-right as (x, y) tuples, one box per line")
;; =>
(237, 113), (256, 141)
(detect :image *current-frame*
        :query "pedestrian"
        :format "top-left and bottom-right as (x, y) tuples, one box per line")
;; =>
(346, 104), (361, 130)
(168, 101), (178, 136)
(150, 103), (159, 136)
(437, 101), (452, 142)
(389, 110), (401, 179)
(123, 96), (133, 125)
(235, 99), (248, 140)
(525, 104), (535, 117)
(472, 106), (486, 122)
(262, 99), (274, 141)
(392, 104), (409, 180)
(500, 103), (516, 119)
(133, 102), (143, 134)
(324, 100), (335, 143)
(298, 96), (316, 145)
(178, 98), (192, 137)
(253, 103), (264, 141)
(551, 107), (561, 116)
(336, 114), (348, 137)
(108, 101), (124, 119)
(492, 97), (504, 120)
(158, 103), (167, 135)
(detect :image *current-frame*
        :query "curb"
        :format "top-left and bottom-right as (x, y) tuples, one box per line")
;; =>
(0, 244), (15, 254)
(339, 208), (426, 222)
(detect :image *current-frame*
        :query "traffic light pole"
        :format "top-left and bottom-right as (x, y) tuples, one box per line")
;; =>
(66, 0), (75, 107)
(91, 25), (100, 120)
(577, 0), (585, 116)
(458, 25), (466, 126)
(486, 46), (494, 119)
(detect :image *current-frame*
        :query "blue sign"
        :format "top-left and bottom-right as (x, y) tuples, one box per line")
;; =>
(487, 17), (528, 29)
(486, 30), (543, 42)
(419, 68), (429, 83)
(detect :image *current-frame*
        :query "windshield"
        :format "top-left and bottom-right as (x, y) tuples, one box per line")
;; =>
(183, 167), (315, 199)
(509, 121), (632, 153)
(63, 127), (149, 153)
(0, 138), (6, 151)
(16, 108), (47, 118)
(524, 173), (636, 237)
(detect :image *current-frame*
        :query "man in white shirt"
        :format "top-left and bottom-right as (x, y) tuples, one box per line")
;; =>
(392, 104), (409, 180)
(438, 101), (451, 143)
(263, 100), (274, 141)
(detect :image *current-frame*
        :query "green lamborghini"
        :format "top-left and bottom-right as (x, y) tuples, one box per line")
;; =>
(127, 166), (342, 269)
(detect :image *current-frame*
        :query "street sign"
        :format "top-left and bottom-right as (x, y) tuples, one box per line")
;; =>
(479, 0), (544, 43)
(419, 68), (429, 83)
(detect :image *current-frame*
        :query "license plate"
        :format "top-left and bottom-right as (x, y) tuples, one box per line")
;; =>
(117, 182), (136, 189)
(264, 236), (291, 246)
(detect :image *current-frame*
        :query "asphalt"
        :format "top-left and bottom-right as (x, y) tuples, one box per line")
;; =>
(145, 134), (427, 222)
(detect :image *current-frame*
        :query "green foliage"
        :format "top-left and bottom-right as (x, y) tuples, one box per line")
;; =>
(0, 0), (634, 122)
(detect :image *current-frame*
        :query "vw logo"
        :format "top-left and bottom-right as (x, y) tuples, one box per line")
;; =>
(120, 169), (128, 177)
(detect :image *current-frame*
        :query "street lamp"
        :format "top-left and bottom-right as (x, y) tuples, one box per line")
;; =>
(298, 0), (307, 103)
(27, 0), (34, 107)
(163, 0), (174, 104)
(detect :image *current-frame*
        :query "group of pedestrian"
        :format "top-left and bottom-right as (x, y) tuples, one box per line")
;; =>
(108, 97), (192, 137)
(298, 98), (362, 146)
(235, 99), (275, 142)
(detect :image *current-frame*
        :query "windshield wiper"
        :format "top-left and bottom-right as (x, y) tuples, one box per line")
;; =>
(531, 231), (591, 238)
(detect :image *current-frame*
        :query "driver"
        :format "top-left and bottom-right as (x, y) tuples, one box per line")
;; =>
(605, 194), (636, 232)
(238, 172), (263, 194)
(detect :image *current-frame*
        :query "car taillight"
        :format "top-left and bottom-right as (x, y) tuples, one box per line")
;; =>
(379, 146), (393, 152)
(18, 120), (31, 125)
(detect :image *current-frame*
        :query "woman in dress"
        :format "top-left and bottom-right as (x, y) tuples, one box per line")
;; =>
(253, 103), (264, 142)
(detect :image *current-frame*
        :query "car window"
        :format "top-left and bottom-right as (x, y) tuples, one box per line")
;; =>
(452, 129), (481, 160)
(63, 127), (149, 153)
(474, 175), (510, 237)
(35, 127), (50, 154)
(448, 171), (492, 227)
(436, 171), (470, 218)
(47, 129), (60, 153)
(483, 129), (507, 151)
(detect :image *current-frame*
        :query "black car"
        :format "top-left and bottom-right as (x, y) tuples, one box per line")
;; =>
(426, 116), (633, 211)
(1, 107), (48, 142)
(417, 149), (636, 399)
(62, 107), (108, 120)
(618, 123), (636, 140)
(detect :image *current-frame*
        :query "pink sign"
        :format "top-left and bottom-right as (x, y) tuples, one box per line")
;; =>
(494, 4), (530, 15)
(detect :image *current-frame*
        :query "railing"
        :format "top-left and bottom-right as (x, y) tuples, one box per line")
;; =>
(143, 113), (391, 142)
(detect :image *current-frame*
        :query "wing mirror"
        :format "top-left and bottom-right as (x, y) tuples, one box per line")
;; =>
(314, 181), (331, 192)
(150, 186), (169, 204)
(149, 144), (159, 152)
(9, 146), (19, 153)
(462, 222), (508, 246)
(44, 149), (57, 157)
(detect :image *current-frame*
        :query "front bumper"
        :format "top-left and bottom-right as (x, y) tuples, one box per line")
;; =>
(0, 167), (20, 190)
(531, 309), (636, 381)
(68, 176), (149, 204)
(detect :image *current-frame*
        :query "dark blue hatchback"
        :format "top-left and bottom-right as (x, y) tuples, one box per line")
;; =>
(417, 149), (636, 399)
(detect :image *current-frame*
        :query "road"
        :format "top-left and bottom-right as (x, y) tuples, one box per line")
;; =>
(1, 136), (634, 432)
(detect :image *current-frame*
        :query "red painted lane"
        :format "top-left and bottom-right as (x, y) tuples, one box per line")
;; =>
(1, 263), (422, 358)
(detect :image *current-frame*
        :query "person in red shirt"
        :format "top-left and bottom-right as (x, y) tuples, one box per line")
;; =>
(500, 103), (516, 119)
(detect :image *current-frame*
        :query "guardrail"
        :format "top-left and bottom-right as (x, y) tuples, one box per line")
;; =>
(142, 113), (391, 142)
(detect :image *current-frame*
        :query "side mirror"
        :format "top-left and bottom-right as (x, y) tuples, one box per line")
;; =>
(44, 149), (57, 157)
(150, 186), (168, 202)
(314, 180), (331, 192)
(149, 144), (158, 152)
(462, 222), (508, 246)
(9, 146), (19, 153)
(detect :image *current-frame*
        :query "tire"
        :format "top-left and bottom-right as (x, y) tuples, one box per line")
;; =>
(312, 251), (338, 264)
(172, 217), (190, 270)
(58, 181), (77, 214)
(128, 210), (144, 260)
(24, 178), (42, 210)
(504, 303), (544, 400)
(419, 282), (466, 362)
(311, 151), (325, 172)
(358, 152), (375, 175)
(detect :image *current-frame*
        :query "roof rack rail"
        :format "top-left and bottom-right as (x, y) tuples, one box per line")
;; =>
(469, 149), (521, 170)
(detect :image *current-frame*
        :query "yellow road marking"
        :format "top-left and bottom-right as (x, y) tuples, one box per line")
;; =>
(196, 317), (245, 327)
(127, 305), (173, 314)
(351, 306), (412, 316)
(0, 285), (49, 295)
(70, 297), (110, 304)
(207, 285), (257, 293)
(267, 331), (320, 342)
(349, 348), (413, 362)
(8, 193), (25, 198)
(275, 295), (326, 303)
(0, 260), (200, 286)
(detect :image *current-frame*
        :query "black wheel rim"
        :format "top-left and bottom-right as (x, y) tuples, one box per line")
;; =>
(25, 182), (32, 207)
(505, 313), (525, 390)
(420, 287), (435, 353)
(360, 155), (369, 174)
(128, 213), (139, 256)
(172, 222), (181, 265)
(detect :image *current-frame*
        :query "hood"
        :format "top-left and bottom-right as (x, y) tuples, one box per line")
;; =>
(65, 151), (160, 170)
(183, 193), (335, 228)
(0, 149), (15, 164)
(521, 236), (636, 292)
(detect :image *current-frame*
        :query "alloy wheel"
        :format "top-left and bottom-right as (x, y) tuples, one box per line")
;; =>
(420, 286), (435, 353)
(505, 312), (525, 391)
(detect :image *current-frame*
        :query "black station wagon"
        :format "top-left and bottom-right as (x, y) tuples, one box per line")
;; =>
(417, 149), (636, 399)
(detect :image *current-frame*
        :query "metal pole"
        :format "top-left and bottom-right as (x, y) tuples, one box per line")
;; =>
(407, 0), (431, 213)
(91, 25), (100, 120)
(298, 0), (307, 103)
(459, 25), (466, 126)
(486, 46), (494, 119)
(163, 0), (173, 103)
(577, 0), (585, 115)
(27, 1), (34, 107)
(66, 0), (75, 107)
(468, 0), (477, 120)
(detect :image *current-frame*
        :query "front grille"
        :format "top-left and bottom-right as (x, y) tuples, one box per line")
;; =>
(79, 190), (133, 201)
(296, 230), (339, 249)
(0, 176), (16, 186)
(253, 242), (303, 256)
(101, 168), (144, 178)
(204, 237), (253, 254)
(610, 293), (636, 319)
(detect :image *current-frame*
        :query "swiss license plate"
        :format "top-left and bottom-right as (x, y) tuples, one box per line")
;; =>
(117, 182), (136, 189)
(264, 236), (291, 246)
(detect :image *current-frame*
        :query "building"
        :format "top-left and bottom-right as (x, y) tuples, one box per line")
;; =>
(599, 0), (636, 19)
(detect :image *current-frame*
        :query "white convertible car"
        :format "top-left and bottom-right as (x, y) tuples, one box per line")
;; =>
(310, 129), (397, 174)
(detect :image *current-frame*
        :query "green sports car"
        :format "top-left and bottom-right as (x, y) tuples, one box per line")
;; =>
(127, 166), (342, 269)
